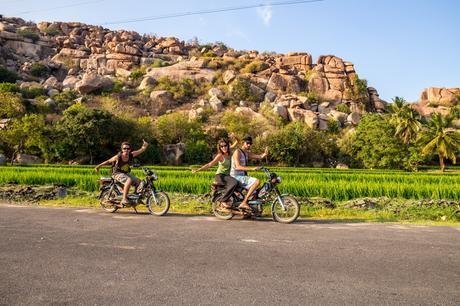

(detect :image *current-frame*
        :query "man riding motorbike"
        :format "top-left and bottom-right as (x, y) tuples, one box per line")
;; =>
(95, 140), (149, 207)
(230, 135), (268, 211)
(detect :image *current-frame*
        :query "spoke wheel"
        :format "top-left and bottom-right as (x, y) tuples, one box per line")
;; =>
(99, 188), (118, 213)
(212, 201), (234, 220)
(147, 191), (170, 216)
(271, 195), (300, 224)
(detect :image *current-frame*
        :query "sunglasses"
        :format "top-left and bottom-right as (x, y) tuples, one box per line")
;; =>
(122, 147), (131, 150)
(220, 144), (228, 148)
(245, 142), (253, 145)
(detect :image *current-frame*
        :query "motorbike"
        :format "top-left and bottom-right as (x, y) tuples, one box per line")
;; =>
(210, 167), (300, 223)
(98, 167), (170, 216)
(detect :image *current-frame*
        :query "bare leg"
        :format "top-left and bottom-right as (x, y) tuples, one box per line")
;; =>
(239, 179), (259, 209)
(122, 177), (132, 203)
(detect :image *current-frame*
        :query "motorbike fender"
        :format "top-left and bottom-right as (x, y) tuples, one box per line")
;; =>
(271, 193), (290, 211)
(98, 185), (112, 198)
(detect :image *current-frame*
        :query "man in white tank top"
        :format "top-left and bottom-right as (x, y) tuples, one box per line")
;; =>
(230, 135), (268, 211)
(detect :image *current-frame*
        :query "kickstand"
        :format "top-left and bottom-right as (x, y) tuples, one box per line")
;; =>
(133, 206), (138, 214)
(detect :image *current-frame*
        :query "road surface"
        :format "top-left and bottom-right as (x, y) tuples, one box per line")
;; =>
(1, 204), (459, 305)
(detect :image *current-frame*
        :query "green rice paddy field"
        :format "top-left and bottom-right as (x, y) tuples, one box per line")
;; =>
(1, 165), (459, 201)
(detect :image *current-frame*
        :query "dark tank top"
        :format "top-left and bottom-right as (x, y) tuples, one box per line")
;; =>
(112, 152), (133, 174)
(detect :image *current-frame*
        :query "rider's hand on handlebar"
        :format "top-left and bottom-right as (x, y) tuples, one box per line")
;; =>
(254, 166), (262, 171)
(94, 166), (99, 173)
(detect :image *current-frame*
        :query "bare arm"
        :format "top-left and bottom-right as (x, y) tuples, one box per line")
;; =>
(229, 133), (239, 149)
(132, 139), (149, 157)
(232, 150), (258, 171)
(247, 147), (269, 160)
(192, 153), (222, 173)
(95, 155), (118, 172)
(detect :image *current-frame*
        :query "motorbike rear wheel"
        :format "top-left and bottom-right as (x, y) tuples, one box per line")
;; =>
(271, 195), (300, 224)
(99, 188), (118, 213)
(147, 191), (170, 216)
(212, 201), (233, 220)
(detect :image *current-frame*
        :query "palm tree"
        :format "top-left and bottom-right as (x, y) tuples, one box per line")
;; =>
(417, 113), (460, 172)
(390, 97), (422, 144)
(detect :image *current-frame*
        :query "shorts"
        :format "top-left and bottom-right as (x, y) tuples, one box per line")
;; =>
(113, 172), (139, 185)
(233, 175), (258, 190)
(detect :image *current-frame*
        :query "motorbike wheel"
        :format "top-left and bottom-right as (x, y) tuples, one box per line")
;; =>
(99, 188), (118, 213)
(211, 201), (233, 220)
(271, 195), (300, 224)
(147, 191), (170, 216)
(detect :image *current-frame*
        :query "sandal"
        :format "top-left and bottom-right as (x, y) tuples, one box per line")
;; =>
(220, 201), (232, 209)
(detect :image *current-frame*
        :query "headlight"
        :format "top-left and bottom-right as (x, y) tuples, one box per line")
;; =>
(150, 173), (158, 181)
(277, 176), (282, 183)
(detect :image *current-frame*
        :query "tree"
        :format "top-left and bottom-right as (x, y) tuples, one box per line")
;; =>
(390, 97), (422, 145)
(256, 122), (337, 166)
(54, 104), (120, 164)
(0, 92), (25, 118)
(417, 112), (460, 172)
(350, 114), (411, 169)
(0, 114), (51, 162)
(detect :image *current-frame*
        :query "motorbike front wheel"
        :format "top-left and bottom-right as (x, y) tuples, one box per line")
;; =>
(99, 188), (118, 213)
(146, 191), (170, 216)
(271, 195), (300, 224)
(211, 201), (233, 220)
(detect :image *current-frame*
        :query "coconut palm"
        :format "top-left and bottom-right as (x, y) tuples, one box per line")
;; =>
(390, 97), (422, 144)
(417, 112), (460, 172)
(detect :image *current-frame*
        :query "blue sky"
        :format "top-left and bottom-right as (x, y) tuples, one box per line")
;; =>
(1, 0), (459, 102)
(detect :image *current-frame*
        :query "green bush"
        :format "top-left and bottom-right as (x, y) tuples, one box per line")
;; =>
(42, 27), (61, 36)
(0, 83), (20, 94)
(21, 86), (47, 99)
(151, 59), (170, 68)
(240, 60), (269, 74)
(52, 90), (77, 111)
(16, 28), (40, 43)
(335, 103), (351, 114)
(0, 92), (25, 118)
(202, 51), (217, 58)
(229, 78), (260, 103)
(154, 77), (204, 100)
(29, 63), (50, 78)
(0, 66), (19, 83)
(129, 66), (146, 80)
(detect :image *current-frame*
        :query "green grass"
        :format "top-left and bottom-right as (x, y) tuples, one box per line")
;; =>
(1, 165), (459, 201)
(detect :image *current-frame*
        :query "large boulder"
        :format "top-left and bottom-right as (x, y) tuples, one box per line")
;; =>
(209, 95), (223, 112)
(0, 154), (6, 165)
(419, 87), (460, 107)
(149, 90), (175, 115)
(14, 154), (43, 165)
(138, 76), (157, 91)
(287, 108), (318, 128)
(62, 75), (80, 90)
(163, 143), (186, 165)
(75, 73), (113, 94)
(267, 73), (301, 93)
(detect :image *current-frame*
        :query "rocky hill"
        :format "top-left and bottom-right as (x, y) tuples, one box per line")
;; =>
(0, 15), (393, 130)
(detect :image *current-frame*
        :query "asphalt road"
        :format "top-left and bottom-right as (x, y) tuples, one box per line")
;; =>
(0, 204), (459, 305)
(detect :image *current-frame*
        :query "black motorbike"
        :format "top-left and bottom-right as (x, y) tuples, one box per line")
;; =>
(98, 168), (170, 215)
(210, 168), (300, 223)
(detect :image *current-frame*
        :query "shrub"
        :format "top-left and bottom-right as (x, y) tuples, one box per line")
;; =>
(0, 92), (25, 118)
(29, 62), (50, 78)
(16, 28), (40, 43)
(240, 60), (269, 74)
(21, 86), (47, 99)
(335, 103), (351, 114)
(151, 59), (170, 68)
(229, 78), (260, 103)
(42, 27), (61, 36)
(155, 112), (205, 144)
(0, 66), (19, 83)
(52, 90), (77, 111)
(154, 77), (204, 100)
(129, 66), (146, 80)
(0, 83), (20, 94)
(202, 51), (217, 58)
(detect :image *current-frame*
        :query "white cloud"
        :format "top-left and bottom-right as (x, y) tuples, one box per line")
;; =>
(257, 5), (272, 27)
